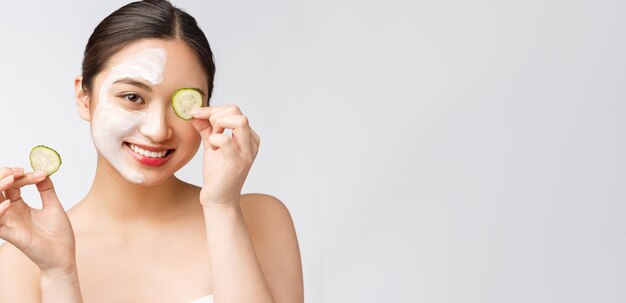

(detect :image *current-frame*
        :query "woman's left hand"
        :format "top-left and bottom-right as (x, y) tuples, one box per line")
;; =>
(190, 104), (261, 208)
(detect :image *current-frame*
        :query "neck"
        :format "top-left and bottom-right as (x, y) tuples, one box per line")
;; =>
(83, 156), (185, 227)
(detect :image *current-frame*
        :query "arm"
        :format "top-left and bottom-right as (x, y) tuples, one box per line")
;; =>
(0, 243), (40, 303)
(40, 265), (84, 303)
(190, 105), (303, 302)
(203, 194), (304, 303)
(203, 202), (275, 302)
(0, 244), (83, 303)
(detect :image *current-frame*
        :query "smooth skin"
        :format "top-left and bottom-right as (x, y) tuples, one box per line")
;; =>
(0, 39), (303, 303)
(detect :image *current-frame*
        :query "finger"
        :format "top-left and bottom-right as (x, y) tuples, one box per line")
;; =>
(208, 133), (239, 159)
(189, 106), (215, 119)
(191, 107), (228, 136)
(191, 105), (246, 152)
(0, 199), (11, 225)
(250, 128), (261, 157)
(0, 174), (15, 201)
(223, 104), (243, 115)
(190, 104), (243, 120)
(0, 199), (18, 244)
(5, 172), (22, 202)
(0, 167), (25, 178)
(250, 128), (260, 144)
(5, 184), (21, 202)
(12, 170), (47, 189)
(206, 106), (243, 131)
(0, 167), (14, 180)
(10, 167), (25, 179)
(190, 118), (216, 151)
(207, 110), (234, 134)
(211, 115), (252, 158)
(35, 177), (62, 209)
(0, 174), (15, 191)
(1, 168), (24, 201)
(0, 198), (10, 212)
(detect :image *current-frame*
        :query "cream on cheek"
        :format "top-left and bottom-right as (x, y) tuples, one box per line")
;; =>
(91, 48), (167, 184)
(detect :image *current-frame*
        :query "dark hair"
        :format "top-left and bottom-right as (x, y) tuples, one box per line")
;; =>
(81, 0), (215, 103)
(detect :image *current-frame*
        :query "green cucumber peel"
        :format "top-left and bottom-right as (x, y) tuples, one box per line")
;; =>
(172, 88), (203, 120)
(29, 145), (62, 176)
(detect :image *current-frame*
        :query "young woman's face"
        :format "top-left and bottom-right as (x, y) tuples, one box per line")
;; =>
(87, 38), (208, 186)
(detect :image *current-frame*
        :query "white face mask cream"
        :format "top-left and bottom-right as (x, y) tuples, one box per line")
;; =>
(91, 48), (167, 184)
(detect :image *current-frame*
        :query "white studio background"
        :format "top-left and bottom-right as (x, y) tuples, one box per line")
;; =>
(1, 1), (625, 302)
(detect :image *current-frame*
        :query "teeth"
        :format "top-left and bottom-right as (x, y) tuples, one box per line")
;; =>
(128, 144), (168, 158)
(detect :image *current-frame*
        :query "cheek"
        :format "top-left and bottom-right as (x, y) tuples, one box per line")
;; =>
(90, 81), (145, 140)
(176, 123), (202, 150)
(92, 104), (144, 139)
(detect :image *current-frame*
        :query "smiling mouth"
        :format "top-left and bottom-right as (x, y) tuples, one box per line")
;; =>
(124, 142), (174, 158)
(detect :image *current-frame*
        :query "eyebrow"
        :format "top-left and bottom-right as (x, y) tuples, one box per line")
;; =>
(113, 78), (153, 91)
(112, 78), (207, 98)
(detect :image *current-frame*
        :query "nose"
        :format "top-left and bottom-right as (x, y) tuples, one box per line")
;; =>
(139, 106), (172, 142)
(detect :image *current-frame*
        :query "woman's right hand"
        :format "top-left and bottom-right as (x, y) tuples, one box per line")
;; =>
(0, 167), (77, 276)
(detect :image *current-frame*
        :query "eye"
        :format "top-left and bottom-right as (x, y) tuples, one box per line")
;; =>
(122, 93), (145, 104)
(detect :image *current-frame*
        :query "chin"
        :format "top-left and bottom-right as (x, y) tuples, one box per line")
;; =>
(133, 177), (171, 187)
(127, 166), (180, 187)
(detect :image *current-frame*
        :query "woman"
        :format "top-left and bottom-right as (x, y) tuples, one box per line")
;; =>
(0, 1), (303, 302)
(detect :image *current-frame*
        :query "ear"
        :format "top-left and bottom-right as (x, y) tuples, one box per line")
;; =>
(74, 76), (91, 121)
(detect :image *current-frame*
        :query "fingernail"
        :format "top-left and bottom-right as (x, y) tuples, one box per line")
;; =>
(33, 170), (47, 178)
(190, 109), (201, 116)
(11, 167), (24, 173)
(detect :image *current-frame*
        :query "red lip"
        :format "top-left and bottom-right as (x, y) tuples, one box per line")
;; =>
(124, 143), (174, 167)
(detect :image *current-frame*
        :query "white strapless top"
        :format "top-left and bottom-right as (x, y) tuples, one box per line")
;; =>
(189, 295), (213, 303)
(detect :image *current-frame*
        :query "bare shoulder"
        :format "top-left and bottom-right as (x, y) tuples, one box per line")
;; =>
(239, 193), (299, 248)
(0, 242), (40, 302)
(240, 193), (293, 224)
(239, 193), (304, 303)
(239, 193), (301, 248)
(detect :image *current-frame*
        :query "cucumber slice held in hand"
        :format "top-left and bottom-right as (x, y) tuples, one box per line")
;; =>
(29, 145), (62, 176)
(172, 88), (203, 120)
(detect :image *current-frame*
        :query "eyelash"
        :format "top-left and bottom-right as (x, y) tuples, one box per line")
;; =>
(120, 93), (145, 104)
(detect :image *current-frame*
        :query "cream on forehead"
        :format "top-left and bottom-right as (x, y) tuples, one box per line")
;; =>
(91, 48), (167, 184)
(106, 48), (166, 84)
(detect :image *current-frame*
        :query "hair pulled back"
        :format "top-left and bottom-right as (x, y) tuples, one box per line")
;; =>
(81, 0), (216, 102)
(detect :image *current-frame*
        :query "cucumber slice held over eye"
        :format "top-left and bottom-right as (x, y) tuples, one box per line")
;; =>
(172, 88), (203, 120)
(29, 145), (62, 176)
